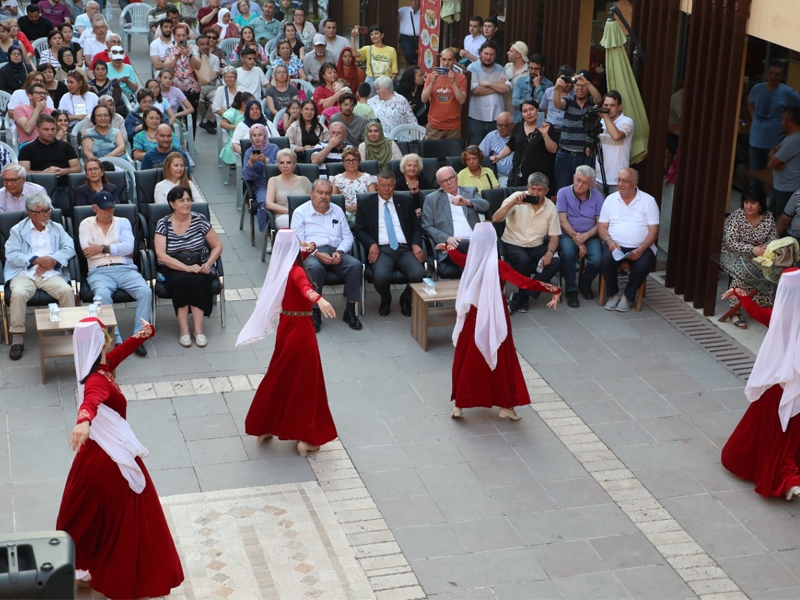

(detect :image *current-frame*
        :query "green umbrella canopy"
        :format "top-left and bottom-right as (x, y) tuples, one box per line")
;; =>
(600, 18), (649, 163)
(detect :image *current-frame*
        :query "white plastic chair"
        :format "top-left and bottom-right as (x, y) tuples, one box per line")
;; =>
(32, 37), (50, 58)
(266, 120), (279, 137)
(219, 38), (238, 63)
(388, 123), (426, 142)
(215, 114), (225, 168)
(291, 78), (315, 98)
(0, 141), (17, 163)
(71, 118), (90, 141)
(119, 4), (153, 52)
(0, 90), (10, 144)
(4, 114), (16, 149)
(318, 113), (327, 127)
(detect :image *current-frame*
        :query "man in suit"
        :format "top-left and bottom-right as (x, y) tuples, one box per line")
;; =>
(355, 171), (425, 317)
(422, 166), (488, 278)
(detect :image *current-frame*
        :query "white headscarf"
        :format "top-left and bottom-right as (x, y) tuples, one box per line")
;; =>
(745, 269), (800, 431)
(217, 8), (231, 37)
(452, 223), (507, 370)
(73, 319), (149, 493)
(236, 229), (300, 346)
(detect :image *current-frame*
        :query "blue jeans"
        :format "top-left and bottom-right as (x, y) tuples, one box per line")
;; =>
(554, 148), (591, 192)
(87, 264), (152, 343)
(558, 234), (601, 293)
(398, 34), (418, 66)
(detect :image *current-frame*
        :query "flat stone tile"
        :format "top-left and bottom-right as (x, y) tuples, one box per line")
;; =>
(613, 565), (696, 600)
(12, 479), (65, 531)
(377, 494), (447, 529)
(171, 393), (229, 419)
(751, 586), (800, 599)
(686, 410), (745, 449)
(645, 333), (701, 354)
(428, 588), (496, 599)
(542, 477), (614, 509)
(613, 392), (682, 420)
(531, 540), (607, 579)
(393, 523), (467, 560)
(336, 419), (397, 448)
(642, 372), (703, 395)
(744, 517), (800, 552)
(371, 394), (435, 419)
(639, 416), (705, 442)
(574, 358), (637, 381)
(149, 466), (200, 496)
(636, 468), (706, 499)
(450, 516), (525, 552)
(492, 579), (564, 599)
(8, 406), (67, 432)
(185, 436), (249, 465)
(592, 421), (657, 452)
(713, 489), (788, 522)
(451, 434), (518, 462)
(400, 439), (465, 467)
(179, 413), (240, 441)
(686, 464), (754, 493)
(571, 399), (633, 424)
(614, 438), (720, 472)
(9, 429), (72, 482)
(717, 553), (800, 595)
(194, 455), (315, 491)
(361, 468), (428, 501)
(666, 351), (747, 391)
(589, 533), (666, 569)
(627, 318), (681, 337)
(416, 463), (502, 521)
(605, 337), (662, 359)
(487, 482), (559, 515)
(550, 380), (613, 404)
(624, 354), (683, 376)
(534, 361), (591, 384)
(557, 339), (613, 363)
(508, 503), (638, 546)
(434, 413), (500, 438)
(775, 548), (800, 580)
(663, 390), (729, 415)
(128, 416), (191, 471)
(348, 444), (411, 473)
(505, 432), (588, 482)
(553, 571), (632, 600)
(384, 416), (446, 444)
(468, 457), (537, 489)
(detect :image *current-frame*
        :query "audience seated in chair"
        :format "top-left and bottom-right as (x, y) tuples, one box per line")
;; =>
(0, 164), (45, 213)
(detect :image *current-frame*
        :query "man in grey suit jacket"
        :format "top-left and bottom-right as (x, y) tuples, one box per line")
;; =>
(422, 166), (489, 278)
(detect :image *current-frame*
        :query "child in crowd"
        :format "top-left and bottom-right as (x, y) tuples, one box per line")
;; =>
(353, 82), (375, 120)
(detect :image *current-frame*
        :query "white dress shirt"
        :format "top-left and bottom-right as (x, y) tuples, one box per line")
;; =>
(290, 201), (353, 253)
(24, 222), (58, 280)
(398, 6), (420, 37)
(377, 197), (407, 246)
(448, 194), (473, 239)
(79, 216), (135, 269)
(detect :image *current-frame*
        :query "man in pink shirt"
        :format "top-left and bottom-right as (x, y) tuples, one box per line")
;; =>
(14, 83), (54, 147)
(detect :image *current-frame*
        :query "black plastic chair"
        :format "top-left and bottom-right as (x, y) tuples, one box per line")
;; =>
(387, 158), (438, 188)
(263, 163), (320, 181)
(144, 202), (226, 328)
(445, 155), (499, 176)
(481, 187), (526, 240)
(134, 169), (164, 222)
(26, 173), (57, 198)
(421, 139), (464, 167)
(0, 209), (78, 344)
(73, 205), (152, 305)
(326, 160), (380, 179)
(269, 136), (290, 150)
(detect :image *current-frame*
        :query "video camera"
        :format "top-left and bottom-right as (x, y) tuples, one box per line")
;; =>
(583, 104), (610, 137)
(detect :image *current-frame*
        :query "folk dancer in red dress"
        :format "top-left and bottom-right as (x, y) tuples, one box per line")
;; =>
(57, 317), (184, 598)
(721, 269), (800, 499)
(237, 229), (339, 457)
(437, 223), (561, 420)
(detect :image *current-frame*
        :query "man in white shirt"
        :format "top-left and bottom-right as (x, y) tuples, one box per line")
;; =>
(467, 43), (511, 146)
(596, 90), (635, 195)
(0, 164), (44, 213)
(460, 15), (485, 65)
(598, 168), (659, 313)
(321, 19), (349, 62)
(194, 34), (222, 134)
(150, 18), (174, 72)
(291, 179), (362, 332)
(82, 16), (110, 67)
(397, 0), (420, 67)
(236, 47), (267, 101)
(4, 193), (75, 360)
(79, 191), (152, 353)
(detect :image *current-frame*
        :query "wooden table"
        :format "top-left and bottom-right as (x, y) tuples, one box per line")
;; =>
(35, 305), (117, 384)
(410, 280), (460, 351)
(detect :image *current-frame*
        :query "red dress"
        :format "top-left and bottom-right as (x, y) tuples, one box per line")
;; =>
(448, 250), (561, 409)
(56, 325), (184, 599)
(722, 384), (800, 497)
(245, 265), (338, 446)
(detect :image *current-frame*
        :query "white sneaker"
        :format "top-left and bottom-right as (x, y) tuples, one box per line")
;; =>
(616, 296), (631, 312)
(604, 292), (622, 311)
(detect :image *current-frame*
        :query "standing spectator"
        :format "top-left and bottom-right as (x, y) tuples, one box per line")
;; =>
(58, 69), (99, 124)
(459, 15), (485, 65)
(512, 54), (553, 122)
(552, 70), (602, 191)
(150, 18), (174, 72)
(595, 90), (634, 194)
(397, 0), (420, 67)
(330, 93), (366, 146)
(396, 65), (427, 126)
(15, 82), (53, 147)
(492, 172), (562, 314)
(504, 41), (528, 90)
(162, 23), (200, 138)
(321, 19), (349, 62)
(18, 4), (53, 42)
(0, 164), (45, 213)
(767, 105), (800, 218)
(467, 43), (511, 146)
(482, 17), (503, 54)
(304, 35), (335, 86)
(748, 61), (800, 184)
(4, 192), (75, 360)
(351, 24), (398, 90)
(479, 112), (514, 186)
(540, 64), (574, 129)
(235, 46), (267, 100)
(368, 76), (416, 136)
(557, 165), (605, 307)
(337, 46), (364, 93)
(249, 0), (279, 46)
(37, 0), (71, 27)
(421, 48), (467, 140)
(598, 168), (659, 313)
(194, 34), (222, 134)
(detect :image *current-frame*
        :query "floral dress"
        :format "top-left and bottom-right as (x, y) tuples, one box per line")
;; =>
(330, 172), (377, 227)
(721, 208), (778, 307)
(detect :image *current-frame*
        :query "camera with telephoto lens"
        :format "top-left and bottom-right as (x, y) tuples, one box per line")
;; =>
(583, 104), (610, 137)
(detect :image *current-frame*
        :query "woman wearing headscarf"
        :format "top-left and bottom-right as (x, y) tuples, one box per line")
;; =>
(336, 46), (364, 94)
(56, 317), (184, 598)
(358, 121), (401, 171)
(215, 7), (240, 41)
(437, 223), (560, 420)
(57, 46), (77, 81)
(721, 269), (800, 500)
(0, 46), (30, 94)
(237, 230), (338, 457)
(230, 98), (267, 155)
(242, 123), (280, 232)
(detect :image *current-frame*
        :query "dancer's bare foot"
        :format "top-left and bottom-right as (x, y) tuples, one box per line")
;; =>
(786, 486), (800, 500)
(498, 407), (521, 421)
(297, 441), (320, 457)
(257, 434), (273, 444)
(451, 407), (463, 418)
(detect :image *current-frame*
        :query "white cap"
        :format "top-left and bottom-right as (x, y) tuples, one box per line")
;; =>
(109, 45), (125, 58)
(313, 34), (326, 46)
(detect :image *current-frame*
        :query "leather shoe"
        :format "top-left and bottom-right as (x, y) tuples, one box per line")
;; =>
(578, 284), (594, 300)
(378, 299), (391, 316)
(400, 298), (412, 317)
(566, 290), (579, 308)
(9, 343), (23, 360)
(343, 309), (362, 330)
(199, 120), (216, 134)
(135, 345), (148, 357)
(312, 308), (321, 332)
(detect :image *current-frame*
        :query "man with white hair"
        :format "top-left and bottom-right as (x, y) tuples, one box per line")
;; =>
(4, 192), (76, 360)
(89, 32), (131, 71)
(422, 166), (487, 279)
(0, 164), (45, 213)
(310, 121), (349, 177)
(74, 0), (99, 35)
(82, 16), (111, 67)
(367, 76), (416, 137)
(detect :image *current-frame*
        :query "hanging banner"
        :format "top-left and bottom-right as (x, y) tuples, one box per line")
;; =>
(418, 0), (441, 76)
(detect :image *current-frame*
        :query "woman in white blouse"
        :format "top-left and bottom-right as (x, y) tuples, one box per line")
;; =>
(58, 70), (99, 124)
(154, 152), (202, 204)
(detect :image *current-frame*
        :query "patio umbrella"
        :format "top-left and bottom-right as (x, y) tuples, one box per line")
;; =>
(600, 17), (649, 164)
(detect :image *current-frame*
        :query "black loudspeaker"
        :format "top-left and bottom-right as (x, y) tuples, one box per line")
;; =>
(0, 531), (75, 600)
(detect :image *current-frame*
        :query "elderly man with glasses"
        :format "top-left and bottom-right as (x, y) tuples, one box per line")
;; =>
(4, 192), (76, 360)
(557, 165), (605, 307)
(478, 111), (514, 186)
(0, 164), (45, 213)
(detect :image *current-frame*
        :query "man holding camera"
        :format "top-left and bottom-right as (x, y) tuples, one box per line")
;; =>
(595, 91), (634, 195)
(552, 69), (602, 192)
(422, 49), (467, 140)
(492, 172), (561, 314)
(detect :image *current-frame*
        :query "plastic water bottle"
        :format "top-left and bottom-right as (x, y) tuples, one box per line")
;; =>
(105, 2), (113, 25)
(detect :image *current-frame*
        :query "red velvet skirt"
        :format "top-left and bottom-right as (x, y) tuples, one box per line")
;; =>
(451, 304), (531, 409)
(245, 314), (337, 446)
(721, 384), (800, 497)
(56, 439), (184, 599)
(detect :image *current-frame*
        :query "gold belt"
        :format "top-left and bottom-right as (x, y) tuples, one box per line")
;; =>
(281, 310), (313, 316)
